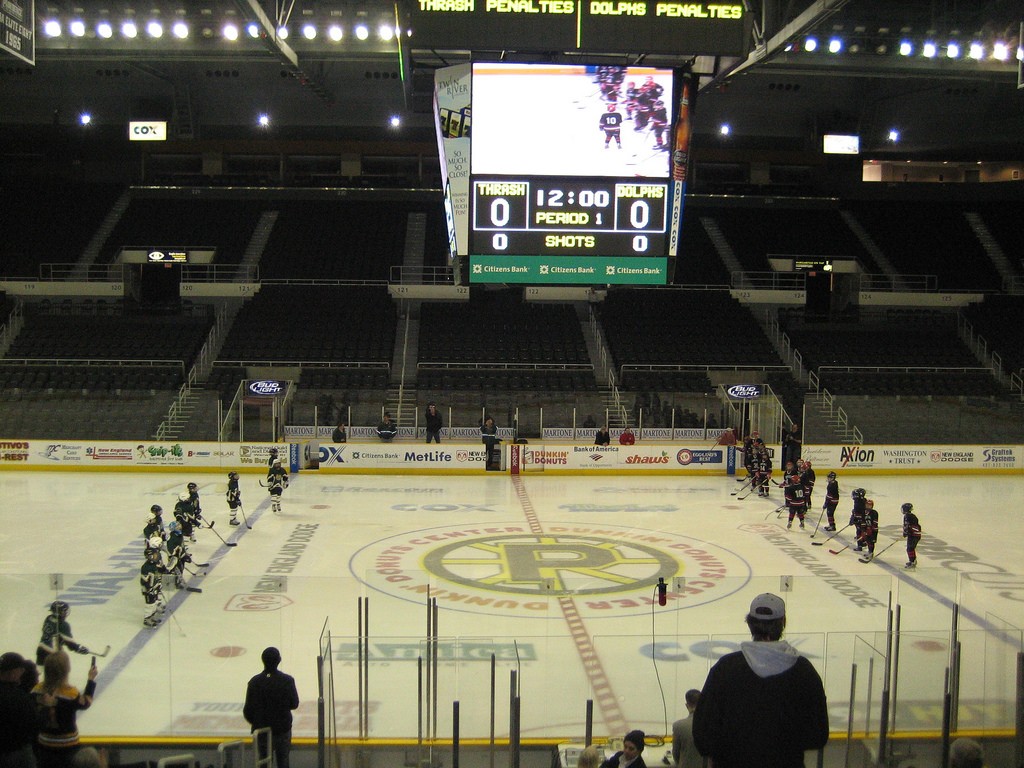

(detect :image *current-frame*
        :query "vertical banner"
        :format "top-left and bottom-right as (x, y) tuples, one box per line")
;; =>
(667, 74), (693, 257)
(434, 64), (472, 258)
(0, 0), (34, 65)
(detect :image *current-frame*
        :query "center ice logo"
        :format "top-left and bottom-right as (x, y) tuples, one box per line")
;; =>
(352, 523), (749, 618)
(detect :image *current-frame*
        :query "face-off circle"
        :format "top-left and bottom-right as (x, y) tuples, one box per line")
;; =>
(351, 522), (750, 618)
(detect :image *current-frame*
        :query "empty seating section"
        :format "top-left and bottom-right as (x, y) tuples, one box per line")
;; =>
(782, 310), (1002, 396)
(259, 201), (418, 280)
(418, 291), (596, 390)
(218, 285), (396, 364)
(0, 181), (124, 277)
(969, 201), (1024, 273)
(0, 391), (175, 439)
(673, 216), (730, 286)
(705, 204), (869, 272)
(600, 289), (780, 385)
(845, 200), (1002, 290)
(96, 197), (265, 265)
(961, 296), (1024, 375)
(3, 305), (213, 390)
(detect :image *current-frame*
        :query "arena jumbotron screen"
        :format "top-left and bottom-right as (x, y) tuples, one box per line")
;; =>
(436, 63), (688, 286)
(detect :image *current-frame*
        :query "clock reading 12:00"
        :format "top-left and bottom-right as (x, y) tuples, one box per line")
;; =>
(470, 177), (669, 257)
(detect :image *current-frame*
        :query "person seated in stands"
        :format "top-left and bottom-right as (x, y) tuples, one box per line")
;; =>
(376, 414), (397, 442)
(619, 426), (636, 445)
(332, 422), (347, 443)
(594, 426), (611, 446)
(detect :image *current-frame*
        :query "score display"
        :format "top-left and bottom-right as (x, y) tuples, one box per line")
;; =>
(471, 178), (668, 256)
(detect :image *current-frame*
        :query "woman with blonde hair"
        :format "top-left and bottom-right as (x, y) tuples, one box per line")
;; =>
(32, 650), (98, 768)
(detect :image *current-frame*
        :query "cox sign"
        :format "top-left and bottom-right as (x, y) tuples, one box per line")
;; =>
(727, 384), (762, 400)
(128, 121), (168, 141)
(248, 380), (284, 396)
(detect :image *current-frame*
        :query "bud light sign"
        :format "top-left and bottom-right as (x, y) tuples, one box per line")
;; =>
(248, 380), (284, 396)
(727, 384), (762, 400)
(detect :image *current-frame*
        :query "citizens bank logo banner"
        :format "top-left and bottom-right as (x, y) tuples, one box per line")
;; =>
(352, 523), (750, 618)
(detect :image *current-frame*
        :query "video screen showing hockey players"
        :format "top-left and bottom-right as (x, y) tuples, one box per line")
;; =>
(470, 63), (676, 179)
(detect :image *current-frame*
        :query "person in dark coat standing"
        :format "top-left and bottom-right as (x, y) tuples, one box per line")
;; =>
(244, 647), (299, 768)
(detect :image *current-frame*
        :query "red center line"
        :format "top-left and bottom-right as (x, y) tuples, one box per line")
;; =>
(512, 475), (628, 735)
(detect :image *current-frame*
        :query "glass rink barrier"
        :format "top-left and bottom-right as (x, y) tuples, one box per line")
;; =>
(4, 571), (1020, 753)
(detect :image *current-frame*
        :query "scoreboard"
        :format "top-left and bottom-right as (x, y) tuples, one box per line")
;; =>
(435, 62), (689, 285)
(471, 178), (668, 257)
(403, 0), (748, 56)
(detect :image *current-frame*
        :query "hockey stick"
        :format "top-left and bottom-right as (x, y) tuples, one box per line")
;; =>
(203, 520), (238, 547)
(91, 644), (111, 658)
(239, 504), (252, 530)
(859, 538), (901, 564)
(811, 522), (851, 546)
(828, 542), (851, 555)
(765, 504), (786, 520)
(809, 507), (827, 538)
(731, 477), (754, 496)
(737, 482), (763, 501)
(183, 563), (208, 577)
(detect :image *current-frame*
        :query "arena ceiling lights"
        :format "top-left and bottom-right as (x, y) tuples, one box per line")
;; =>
(37, 4), (403, 51)
(795, 34), (1023, 66)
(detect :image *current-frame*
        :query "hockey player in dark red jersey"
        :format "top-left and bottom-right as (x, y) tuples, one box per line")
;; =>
(783, 473), (808, 530)
(821, 471), (839, 531)
(650, 98), (669, 151)
(799, 460), (816, 507)
(755, 445), (773, 497)
(850, 488), (867, 550)
(599, 103), (623, 149)
(902, 503), (922, 569)
(858, 499), (880, 562)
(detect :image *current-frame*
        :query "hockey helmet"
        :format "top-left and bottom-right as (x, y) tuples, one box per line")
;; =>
(789, 474), (801, 485)
(145, 547), (162, 562)
(804, 460), (812, 467)
(178, 491), (190, 502)
(827, 471), (837, 480)
(187, 482), (198, 492)
(228, 471), (239, 480)
(269, 447), (279, 455)
(852, 487), (866, 499)
(150, 504), (163, 515)
(273, 458), (282, 466)
(50, 600), (70, 619)
(865, 499), (874, 507)
(901, 503), (914, 514)
(167, 520), (181, 535)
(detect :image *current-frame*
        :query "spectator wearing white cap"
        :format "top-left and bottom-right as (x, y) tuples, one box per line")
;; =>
(692, 593), (829, 768)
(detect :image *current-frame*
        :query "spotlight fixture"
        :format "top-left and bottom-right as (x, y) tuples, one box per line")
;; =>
(257, 113), (271, 128)
(147, 20), (163, 38)
(992, 42), (1009, 61)
(121, 21), (138, 38)
(898, 40), (913, 56)
(43, 19), (61, 37)
(96, 22), (113, 39)
(719, 123), (731, 136)
(968, 42), (983, 59)
(302, 24), (317, 40)
(69, 20), (86, 37)
(354, 24), (369, 40)
(922, 41), (937, 58)
(389, 115), (401, 128)
(887, 129), (899, 143)
(379, 24), (394, 41)
(803, 37), (817, 52)
(223, 23), (239, 41)
(79, 113), (92, 126)
(946, 42), (960, 58)
(247, 23), (260, 38)
(277, 25), (289, 39)
(328, 25), (343, 41)
(172, 21), (189, 39)
(827, 38), (842, 54)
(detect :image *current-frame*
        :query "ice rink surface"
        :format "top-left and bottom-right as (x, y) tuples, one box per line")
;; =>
(2, 468), (1022, 742)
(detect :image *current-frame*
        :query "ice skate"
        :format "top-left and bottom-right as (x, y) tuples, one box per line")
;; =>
(229, 518), (240, 526)
(905, 561), (916, 569)
(859, 554), (872, 563)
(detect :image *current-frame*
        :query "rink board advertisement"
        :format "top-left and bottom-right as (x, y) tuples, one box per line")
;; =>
(0, 440), (290, 470)
(799, 444), (1021, 473)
